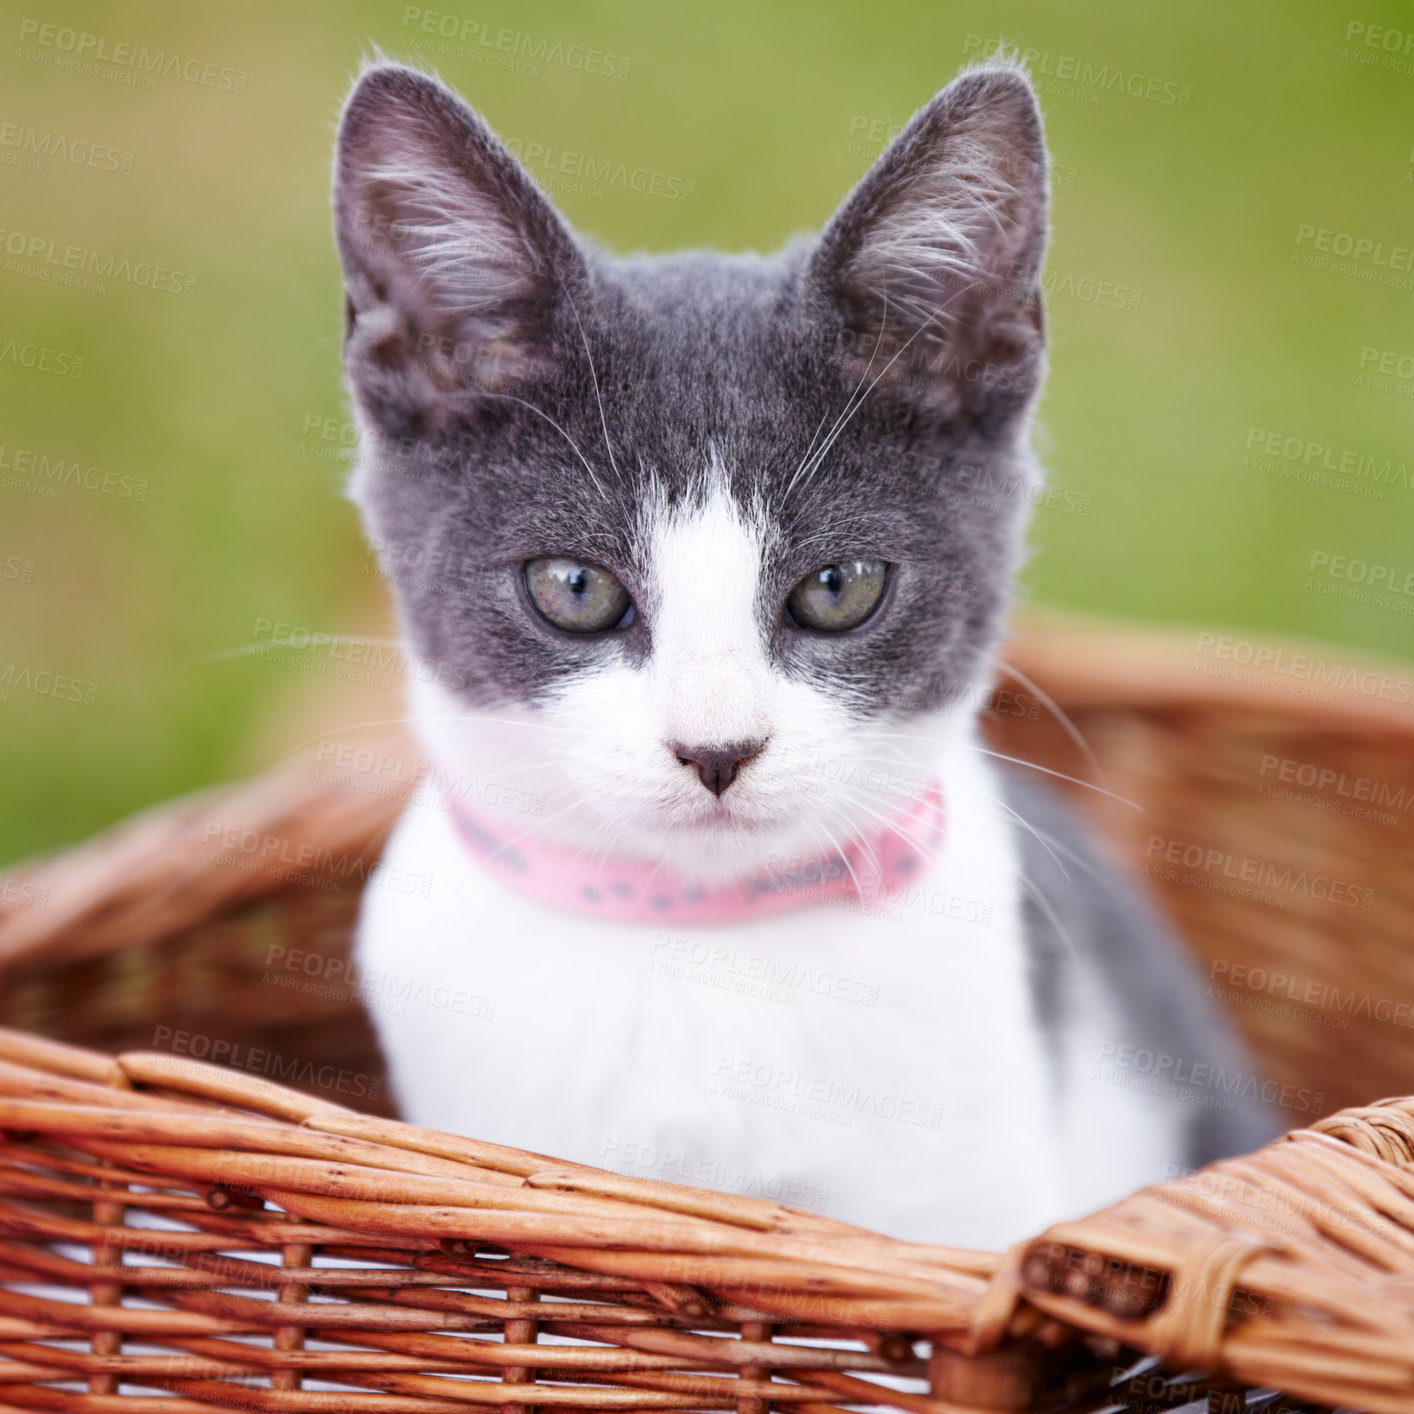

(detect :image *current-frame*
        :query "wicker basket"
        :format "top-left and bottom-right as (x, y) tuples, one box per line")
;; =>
(1, 618), (1412, 1412)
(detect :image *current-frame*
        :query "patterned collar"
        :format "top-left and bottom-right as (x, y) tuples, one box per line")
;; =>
(446, 782), (945, 925)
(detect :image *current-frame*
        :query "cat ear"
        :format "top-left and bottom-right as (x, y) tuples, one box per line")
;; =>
(333, 63), (585, 428)
(810, 62), (1049, 422)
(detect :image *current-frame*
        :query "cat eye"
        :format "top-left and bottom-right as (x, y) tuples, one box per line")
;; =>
(786, 559), (888, 633)
(524, 557), (632, 633)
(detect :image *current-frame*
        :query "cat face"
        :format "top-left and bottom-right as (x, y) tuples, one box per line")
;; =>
(333, 61), (1049, 878)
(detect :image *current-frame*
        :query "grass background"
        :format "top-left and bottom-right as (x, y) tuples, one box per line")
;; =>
(2, 0), (1411, 865)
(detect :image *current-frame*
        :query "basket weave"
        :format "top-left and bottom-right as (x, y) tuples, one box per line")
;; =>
(1, 618), (1413, 1411)
(1, 1029), (1413, 1412)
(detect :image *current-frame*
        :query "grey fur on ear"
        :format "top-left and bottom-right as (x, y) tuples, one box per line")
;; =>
(810, 62), (1050, 423)
(333, 62), (586, 431)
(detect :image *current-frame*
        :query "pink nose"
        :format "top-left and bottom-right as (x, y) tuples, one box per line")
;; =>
(669, 740), (766, 797)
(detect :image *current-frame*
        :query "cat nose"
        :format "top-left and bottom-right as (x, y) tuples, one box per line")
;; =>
(669, 739), (766, 797)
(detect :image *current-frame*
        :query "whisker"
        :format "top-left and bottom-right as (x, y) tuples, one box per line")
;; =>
(560, 274), (621, 483)
(1016, 871), (1082, 967)
(793, 279), (968, 492)
(979, 789), (1069, 884)
(275, 712), (574, 762)
(968, 747), (1140, 811)
(582, 795), (655, 878)
(781, 749), (935, 779)
(474, 389), (607, 499)
(471, 794), (598, 868)
(831, 793), (941, 870)
(786, 405), (835, 501)
(486, 742), (563, 776)
(989, 652), (1107, 788)
(200, 634), (403, 664)
(802, 799), (872, 903)
(784, 291), (891, 502)
(997, 814), (1103, 883)
(854, 726), (1137, 811)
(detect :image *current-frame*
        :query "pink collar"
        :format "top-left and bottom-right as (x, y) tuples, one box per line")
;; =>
(446, 782), (945, 925)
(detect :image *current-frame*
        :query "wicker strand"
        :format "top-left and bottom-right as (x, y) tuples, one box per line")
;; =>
(500, 1284), (541, 1414)
(737, 1318), (774, 1414)
(270, 1240), (313, 1393)
(86, 1062), (133, 1398)
(1143, 1234), (1282, 1372)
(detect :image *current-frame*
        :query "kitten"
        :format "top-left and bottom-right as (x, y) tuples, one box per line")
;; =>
(334, 57), (1274, 1249)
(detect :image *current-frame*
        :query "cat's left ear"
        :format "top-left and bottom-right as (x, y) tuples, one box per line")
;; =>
(809, 63), (1049, 423)
(333, 63), (588, 432)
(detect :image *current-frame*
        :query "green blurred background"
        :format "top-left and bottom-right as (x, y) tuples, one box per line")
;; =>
(2, 0), (1410, 865)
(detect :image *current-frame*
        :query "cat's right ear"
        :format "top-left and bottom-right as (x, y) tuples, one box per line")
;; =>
(808, 62), (1049, 426)
(333, 63), (585, 430)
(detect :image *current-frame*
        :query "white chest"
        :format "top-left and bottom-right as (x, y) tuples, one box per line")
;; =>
(356, 746), (1076, 1250)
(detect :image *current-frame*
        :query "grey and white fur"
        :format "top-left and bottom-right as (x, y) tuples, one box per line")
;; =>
(335, 56), (1275, 1248)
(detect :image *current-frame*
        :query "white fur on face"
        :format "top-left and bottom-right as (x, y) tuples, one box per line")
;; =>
(412, 472), (955, 884)
(646, 479), (773, 753)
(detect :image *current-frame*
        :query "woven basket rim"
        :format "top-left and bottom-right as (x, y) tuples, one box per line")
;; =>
(1004, 610), (1414, 729)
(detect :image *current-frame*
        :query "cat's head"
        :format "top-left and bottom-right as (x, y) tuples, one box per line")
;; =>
(333, 59), (1049, 881)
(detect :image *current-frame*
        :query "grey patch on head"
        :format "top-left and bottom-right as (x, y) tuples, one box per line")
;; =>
(331, 58), (1053, 719)
(1002, 769), (1282, 1165)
